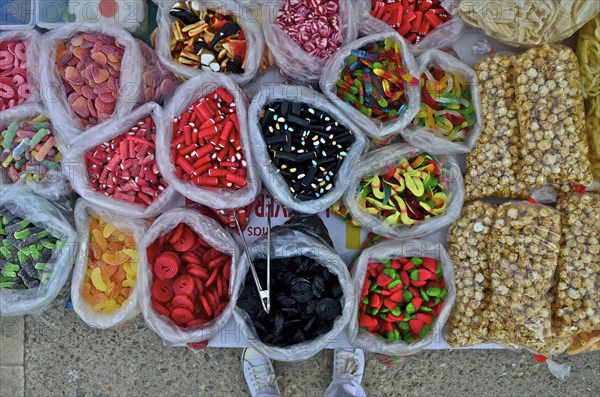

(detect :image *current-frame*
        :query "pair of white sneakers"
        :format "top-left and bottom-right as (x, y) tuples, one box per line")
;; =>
(242, 348), (365, 396)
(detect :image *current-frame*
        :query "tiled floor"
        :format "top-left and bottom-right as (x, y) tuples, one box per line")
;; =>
(0, 316), (24, 397)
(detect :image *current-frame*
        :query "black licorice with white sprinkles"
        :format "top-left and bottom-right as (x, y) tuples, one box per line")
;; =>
(259, 101), (355, 201)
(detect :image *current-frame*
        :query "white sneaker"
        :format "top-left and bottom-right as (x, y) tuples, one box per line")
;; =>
(242, 348), (281, 397)
(333, 349), (365, 384)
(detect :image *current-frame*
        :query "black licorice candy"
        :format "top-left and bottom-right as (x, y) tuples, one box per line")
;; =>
(237, 255), (343, 347)
(259, 101), (355, 201)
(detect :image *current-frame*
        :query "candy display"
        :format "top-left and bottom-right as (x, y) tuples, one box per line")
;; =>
(457, 0), (598, 47)
(464, 54), (524, 200)
(356, 153), (447, 226)
(138, 41), (178, 104)
(553, 193), (600, 352)
(55, 32), (124, 127)
(445, 201), (495, 347)
(357, 255), (446, 343)
(486, 202), (561, 355)
(514, 45), (593, 190)
(81, 214), (137, 314)
(335, 38), (417, 123)
(0, 37), (33, 111)
(169, 3), (247, 74)
(368, 0), (452, 44)
(276, 0), (342, 60)
(170, 87), (247, 191)
(238, 255), (343, 347)
(0, 210), (62, 289)
(0, 113), (61, 185)
(85, 114), (167, 207)
(147, 222), (232, 329)
(258, 100), (356, 201)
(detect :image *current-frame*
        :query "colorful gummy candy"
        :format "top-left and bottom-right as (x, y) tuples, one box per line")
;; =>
(0, 114), (62, 184)
(0, 209), (63, 289)
(358, 256), (446, 343)
(85, 115), (168, 206)
(82, 214), (137, 313)
(0, 39), (31, 111)
(369, 0), (451, 44)
(237, 255), (343, 347)
(414, 66), (475, 142)
(358, 153), (447, 226)
(259, 100), (356, 200)
(336, 38), (419, 122)
(55, 33), (124, 126)
(171, 87), (247, 190)
(147, 223), (232, 328)
(275, 0), (342, 60)
(169, 2), (247, 73)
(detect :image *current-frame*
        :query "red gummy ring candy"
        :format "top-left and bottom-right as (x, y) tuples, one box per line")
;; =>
(181, 252), (201, 265)
(223, 260), (231, 280)
(168, 223), (185, 244)
(207, 288), (220, 309)
(187, 264), (209, 280)
(186, 318), (208, 328)
(200, 295), (213, 317)
(171, 307), (194, 326)
(154, 251), (180, 280)
(173, 274), (195, 296)
(172, 227), (196, 252)
(152, 279), (174, 303)
(206, 267), (219, 288)
(193, 277), (205, 295)
(152, 298), (171, 317)
(171, 295), (195, 312)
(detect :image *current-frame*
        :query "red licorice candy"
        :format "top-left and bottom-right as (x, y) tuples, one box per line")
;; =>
(370, 0), (451, 44)
(147, 223), (232, 328)
(85, 116), (168, 206)
(171, 87), (247, 190)
(0, 39), (31, 111)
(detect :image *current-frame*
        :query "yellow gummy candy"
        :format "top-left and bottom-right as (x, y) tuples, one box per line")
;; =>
(92, 229), (107, 251)
(103, 223), (117, 238)
(93, 299), (116, 310)
(91, 268), (108, 292)
(123, 262), (136, 277)
(101, 304), (119, 314)
(122, 279), (135, 288)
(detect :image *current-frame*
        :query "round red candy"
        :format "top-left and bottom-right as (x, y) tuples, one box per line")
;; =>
(171, 307), (194, 325)
(152, 298), (171, 317)
(171, 295), (195, 312)
(152, 279), (174, 303)
(173, 274), (195, 296)
(172, 227), (196, 252)
(154, 251), (181, 279)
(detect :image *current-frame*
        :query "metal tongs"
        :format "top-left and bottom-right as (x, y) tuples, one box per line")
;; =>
(234, 204), (271, 314)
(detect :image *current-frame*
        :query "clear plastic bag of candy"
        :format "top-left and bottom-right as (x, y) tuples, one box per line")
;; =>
(65, 102), (180, 219)
(39, 23), (146, 145)
(457, 0), (599, 48)
(402, 49), (482, 154)
(0, 184), (78, 316)
(155, 0), (264, 86)
(138, 207), (240, 347)
(347, 239), (455, 355)
(262, 0), (359, 82)
(247, 84), (367, 214)
(0, 30), (41, 112)
(156, 73), (261, 209)
(320, 31), (421, 140)
(343, 143), (464, 240)
(0, 103), (70, 201)
(551, 192), (600, 353)
(233, 215), (355, 361)
(355, 0), (463, 54)
(71, 199), (148, 329)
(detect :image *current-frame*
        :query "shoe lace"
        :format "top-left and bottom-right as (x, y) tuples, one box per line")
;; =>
(336, 350), (361, 377)
(249, 363), (278, 390)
